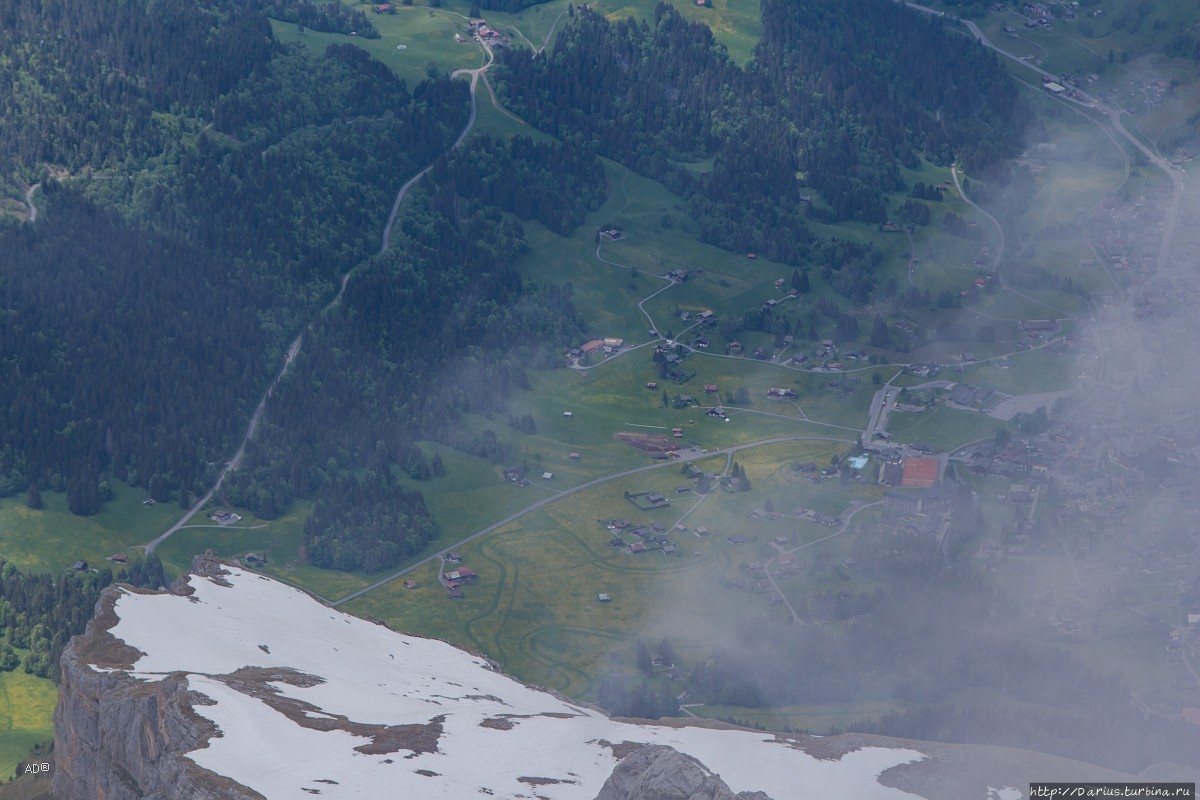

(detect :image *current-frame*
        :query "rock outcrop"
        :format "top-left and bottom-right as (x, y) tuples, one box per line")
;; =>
(52, 565), (263, 800)
(594, 745), (773, 800)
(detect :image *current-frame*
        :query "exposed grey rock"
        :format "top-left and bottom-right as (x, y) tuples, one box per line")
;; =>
(594, 744), (774, 800)
(52, 568), (263, 800)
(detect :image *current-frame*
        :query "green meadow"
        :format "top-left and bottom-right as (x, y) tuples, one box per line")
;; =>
(0, 670), (56, 782)
(0, 481), (180, 573)
(344, 439), (881, 704)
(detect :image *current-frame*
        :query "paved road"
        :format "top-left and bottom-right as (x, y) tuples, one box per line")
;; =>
(330, 434), (855, 607)
(764, 500), (883, 624)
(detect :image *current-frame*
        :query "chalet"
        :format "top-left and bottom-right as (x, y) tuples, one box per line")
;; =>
(646, 493), (669, 506)
(569, 452), (581, 460)
(960, 351), (977, 363)
(446, 551), (463, 564)
(73, 561), (88, 572)
(727, 535), (751, 544)
(404, 580), (417, 589)
(581, 339), (605, 354)
(630, 543), (648, 554)
(445, 567), (478, 582)
(604, 337), (624, 348)
(673, 428), (684, 438)
(448, 588), (464, 600)
(766, 387), (797, 399)
(704, 384), (718, 393)
(729, 341), (743, 354)
(761, 298), (778, 311)
(504, 466), (526, 482)
(695, 526), (710, 536)
(142, 498), (157, 505)
(645, 381), (658, 389)
(110, 554), (128, 564)
(697, 310), (714, 321)
(693, 337), (710, 348)
(746, 253), (757, 260)
(666, 269), (690, 282)
(609, 519), (630, 529)
(662, 543), (678, 555)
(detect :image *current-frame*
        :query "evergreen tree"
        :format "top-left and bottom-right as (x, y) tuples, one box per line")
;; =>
(24, 482), (42, 510)
(870, 313), (890, 348)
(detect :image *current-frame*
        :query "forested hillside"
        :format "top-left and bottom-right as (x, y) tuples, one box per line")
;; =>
(494, 0), (1026, 266)
(226, 134), (602, 567)
(0, 1), (470, 515)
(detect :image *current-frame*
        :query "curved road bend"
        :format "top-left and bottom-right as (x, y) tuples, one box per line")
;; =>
(147, 60), (485, 556)
(764, 500), (883, 624)
(330, 434), (855, 607)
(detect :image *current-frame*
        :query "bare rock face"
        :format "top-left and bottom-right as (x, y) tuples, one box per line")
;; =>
(52, 559), (264, 800)
(594, 745), (774, 800)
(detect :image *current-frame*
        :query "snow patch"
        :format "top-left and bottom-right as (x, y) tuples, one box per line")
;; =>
(100, 567), (927, 799)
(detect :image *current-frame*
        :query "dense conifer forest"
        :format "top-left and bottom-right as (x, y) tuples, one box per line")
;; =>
(0, 3), (469, 517)
(0, 557), (164, 683)
(494, 1), (1026, 267)
(226, 135), (600, 564)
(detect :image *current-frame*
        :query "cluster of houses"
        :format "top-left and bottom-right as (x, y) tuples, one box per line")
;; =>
(603, 519), (679, 556)
(572, 337), (624, 359)
(440, 552), (476, 600)
(466, 19), (508, 47)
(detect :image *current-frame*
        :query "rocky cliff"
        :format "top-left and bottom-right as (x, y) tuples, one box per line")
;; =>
(594, 745), (773, 800)
(52, 572), (264, 800)
(51, 557), (1166, 800)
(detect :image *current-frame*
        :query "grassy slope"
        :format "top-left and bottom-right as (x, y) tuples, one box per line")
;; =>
(0, 482), (181, 573)
(0, 671), (55, 782)
(344, 440), (883, 723)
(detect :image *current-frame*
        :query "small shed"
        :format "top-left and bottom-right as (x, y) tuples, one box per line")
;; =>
(563, 411), (573, 418)
(598, 593), (612, 602)
(542, 472), (554, 480)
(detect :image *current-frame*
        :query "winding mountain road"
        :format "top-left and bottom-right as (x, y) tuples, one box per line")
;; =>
(146, 51), (486, 556)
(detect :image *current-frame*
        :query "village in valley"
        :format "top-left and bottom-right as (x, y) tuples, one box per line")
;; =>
(15, 0), (1196, 752)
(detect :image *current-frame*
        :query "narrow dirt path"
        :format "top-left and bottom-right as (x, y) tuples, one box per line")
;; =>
(147, 68), (484, 556)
